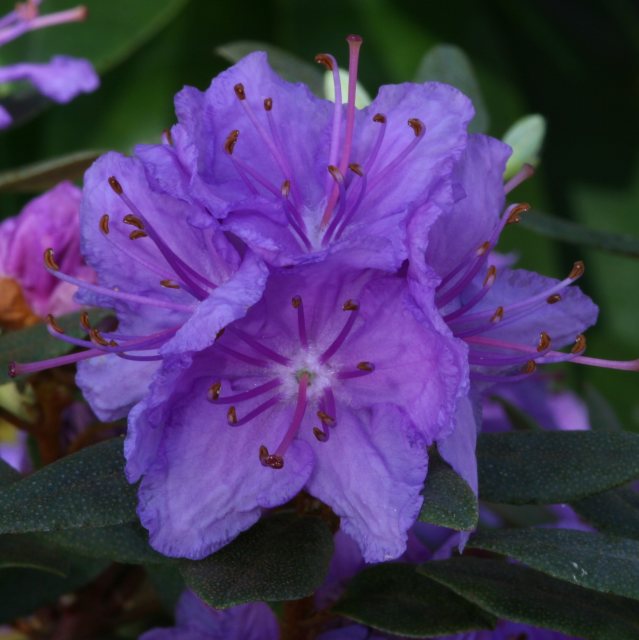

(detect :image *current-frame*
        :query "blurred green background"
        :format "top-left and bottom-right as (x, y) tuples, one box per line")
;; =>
(0, 0), (638, 429)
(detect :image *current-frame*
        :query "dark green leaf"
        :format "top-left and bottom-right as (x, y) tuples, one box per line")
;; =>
(0, 438), (137, 534)
(521, 210), (639, 259)
(0, 533), (69, 576)
(469, 528), (639, 600)
(335, 563), (495, 637)
(0, 150), (102, 193)
(414, 44), (489, 133)
(0, 459), (20, 486)
(216, 41), (324, 96)
(180, 514), (333, 608)
(421, 557), (639, 640)
(0, 309), (110, 384)
(419, 454), (478, 531)
(572, 486), (639, 540)
(477, 431), (639, 504)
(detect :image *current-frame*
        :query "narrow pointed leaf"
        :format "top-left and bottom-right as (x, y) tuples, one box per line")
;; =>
(469, 528), (639, 600)
(335, 563), (496, 637)
(421, 557), (639, 640)
(572, 487), (639, 540)
(419, 454), (478, 531)
(477, 432), (639, 504)
(180, 514), (333, 608)
(0, 438), (137, 534)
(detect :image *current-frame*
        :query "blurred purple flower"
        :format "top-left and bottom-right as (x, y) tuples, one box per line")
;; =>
(141, 590), (278, 640)
(0, 0), (98, 128)
(0, 181), (93, 318)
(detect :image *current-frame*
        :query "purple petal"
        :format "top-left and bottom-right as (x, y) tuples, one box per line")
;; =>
(304, 403), (428, 563)
(0, 55), (98, 103)
(0, 104), (12, 129)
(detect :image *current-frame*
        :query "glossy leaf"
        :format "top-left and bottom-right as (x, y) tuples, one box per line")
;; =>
(469, 528), (639, 600)
(180, 514), (333, 608)
(0, 438), (137, 534)
(415, 44), (489, 133)
(520, 210), (639, 259)
(216, 40), (324, 96)
(419, 454), (478, 531)
(0, 150), (102, 193)
(421, 557), (639, 640)
(572, 486), (639, 541)
(335, 563), (495, 637)
(477, 431), (639, 504)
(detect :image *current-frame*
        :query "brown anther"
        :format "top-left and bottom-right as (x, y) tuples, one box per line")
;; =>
(129, 230), (148, 240)
(483, 265), (497, 287)
(313, 427), (328, 442)
(547, 294), (562, 304)
(264, 97), (273, 111)
(259, 444), (284, 469)
(349, 163), (364, 177)
(507, 202), (531, 224)
(160, 279), (180, 289)
(281, 180), (291, 198)
(224, 129), (240, 155)
(357, 361), (375, 372)
(233, 83), (246, 100)
(43, 248), (59, 271)
(108, 340), (118, 347)
(47, 314), (64, 334)
(491, 306), (504, 323)
(537, 331), (551, 352)
(314, 53), (334, 70)
(569, 260), (585, 280)
(408, 118), (425, 137)
(571, 334), (587, 354)
(108, 176), (123, 195)
(292, 295), (302, 309)
(80, 311), (91, 330)
(163, 128), (173, 145)
(373, 113), (386, 124)
(123, 214), (144, 229)
(342, 299), (359, 311)
(317, 410), (335, 425)
(90, 328), (110, 347)
(227, 406), (238, 425)
(522, 360), (537, 374)
(476, 241), (491, 256)
(327, 165), (343, 182)
(208, 381), (222, 401)
(216, 327), (226, 340)
(99, 214), (110, 235)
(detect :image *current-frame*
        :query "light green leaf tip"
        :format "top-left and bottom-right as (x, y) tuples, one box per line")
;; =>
(503, 114), (547, 179)
(323, 69), (372, 109)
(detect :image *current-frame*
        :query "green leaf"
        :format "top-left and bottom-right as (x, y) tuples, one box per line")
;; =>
(0, 150), (102, 193)
(0, 309), (110, 384)
(0, 533), (69, 576)
(180, 514), (333, 608)
(0, 438), (137, 534)
(520, 210), (639, 259)
(421, 557), (639, 640)
(477, 431), (639, 504)
(414, 44), (489, 133)
(216, 41), (324, 96)
(572, 487), (639, 541)
(335, 563), (495, 637)
(419, 454), (478, 531)
(502, 114), (546, 179)
(469, 528), (639, 600)
(583, 383), (624, 431)
(0, 459), (20, 486)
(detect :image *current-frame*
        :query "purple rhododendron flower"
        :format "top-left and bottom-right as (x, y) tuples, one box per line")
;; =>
(141, 590), (278, 640)
(0, 1), (98, 128)
(0, 181), (93, 317)
(128, 260), (466, 561)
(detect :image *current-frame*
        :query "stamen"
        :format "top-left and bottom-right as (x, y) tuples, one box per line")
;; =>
(504, 163), (535, 194)
(80, 311), (91, 330)
(99, 214), (110, 235)
(491, 307), (504, 323)
(317, 410), (335, 425)
(233, 83), (246, 100)
(320, 300), (360, 363)
(160, 279), (180, 289)
(292, 295), (308, 348)
(47, 314), (64, 334)
(547, 294), (562, 304)
(271, 372), (310, 461)
(569, 261), (585, 280)
(357, 361), (375, 372)
(538, 332), (552, 352)
(571, 334), (587, 354)
(208, 381), (222, 401)
(227, 406), (237, 425)
(259, 445), (284, 470)
(10, 348), (104, 378)
(337, 34), (363, 176)
(211, 379), (282, 405)
(407, 118), (425, 137)
(230, 328), (291, 365)
(123, 214), (144, 229)
(226, 395), (282, 427)
(108, 176), (123, 195)
(162, 128), (173, 146)
(129, 230), (148, 240)
(90, 328), (116, 348)
(263, 97), (273, 111)
(317, 52), (342, 202)
(322, 387), (337, 428)
(216, 344), (269, 368)
(224, 130), (239, 155)
(313, 426), (329, 442)
(43, 248), (59, 271)
(507, 202), (531, 225)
